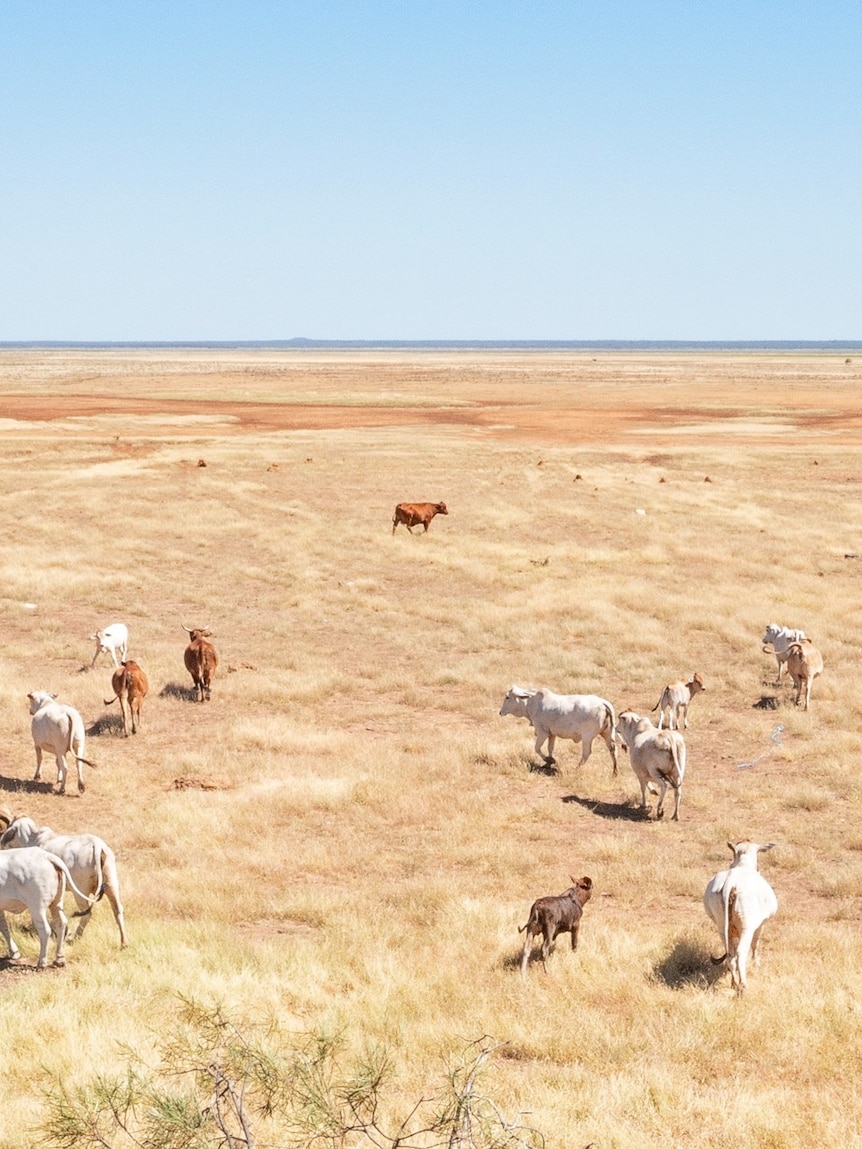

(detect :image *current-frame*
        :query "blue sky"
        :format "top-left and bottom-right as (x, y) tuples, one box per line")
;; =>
(0, 2), (859, 340)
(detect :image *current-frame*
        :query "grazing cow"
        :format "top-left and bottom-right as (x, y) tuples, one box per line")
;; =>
(392, 501), (448, 535)
(28, 692), (95, 794)
(785, 641), (824, 711)
(0, 816), (126, 948)
(703, 840), (778, 992)
(499, 686), (618, 774)
(652, 673), (706, 730)
(616, 710), (686, 821)
(89, 622), (129, 669)
(761, 623), (807, 683)
(0, 847), (96, 968)
(104, 660), (149, 735)
(182, 624), (218, 702)
(519, 876), (593, 975)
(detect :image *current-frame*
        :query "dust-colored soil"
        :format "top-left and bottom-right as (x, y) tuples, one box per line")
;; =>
(2, 349), (860, 445)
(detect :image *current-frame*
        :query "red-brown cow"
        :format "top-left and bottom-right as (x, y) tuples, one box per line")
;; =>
(391, 501), (448, 535)
(182, 625), (218, 702)
(104, 660), (150, 736)
(519, 876), (593, 976)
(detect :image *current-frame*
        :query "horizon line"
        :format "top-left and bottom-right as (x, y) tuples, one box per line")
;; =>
(1, 338), (860, 351)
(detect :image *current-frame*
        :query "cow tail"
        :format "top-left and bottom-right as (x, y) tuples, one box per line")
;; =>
(604, 700), (617, 737)
(48, 856), (98, 908)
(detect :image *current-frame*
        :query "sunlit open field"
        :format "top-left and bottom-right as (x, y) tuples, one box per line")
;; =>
(0, 348), (861, 1148)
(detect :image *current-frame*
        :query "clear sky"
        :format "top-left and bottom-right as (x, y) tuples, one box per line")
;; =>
(1, 1), (859, 340)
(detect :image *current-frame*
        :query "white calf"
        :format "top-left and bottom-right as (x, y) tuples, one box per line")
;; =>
(703, 841), (778, 992)
(652, 673), (705, 730)
(499, 686), (618, 774)
(90, 622), (129, 669)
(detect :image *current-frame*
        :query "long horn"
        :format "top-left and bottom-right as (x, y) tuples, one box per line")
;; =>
(181, 622), (194, 633)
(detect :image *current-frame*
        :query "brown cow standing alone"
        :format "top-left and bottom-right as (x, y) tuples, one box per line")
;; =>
(519, 876), (593, 976)
(104, 660), (149, 736)
(392, 501), (448, 535)
(183, 625), (218, 702)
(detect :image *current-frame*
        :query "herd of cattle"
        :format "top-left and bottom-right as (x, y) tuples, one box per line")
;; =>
(0, 604), (825, 991)
(0, 621), (217, 970)
(507, 622), (825, 987)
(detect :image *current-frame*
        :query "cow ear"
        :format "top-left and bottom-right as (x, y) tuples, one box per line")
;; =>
(759, 842), (777, 853)
(51, 693), (58, 699)
(727, 842), (736, 854)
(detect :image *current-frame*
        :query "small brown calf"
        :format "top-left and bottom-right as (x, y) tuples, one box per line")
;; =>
(392, 501), (448, 535)
(785, 641), (824, 710)
(519, 875), (593, 976)
(104, 660), (149, 736)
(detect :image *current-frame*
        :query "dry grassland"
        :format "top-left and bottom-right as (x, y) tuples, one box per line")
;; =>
(0, 348), (861, 1147)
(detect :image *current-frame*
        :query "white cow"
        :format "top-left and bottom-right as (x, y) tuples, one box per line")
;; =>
(652, 673), (705, 730)
(0, 846), (96, 968)
(0, 816), (126, 947)
(762, 623), (807, 683)
(28, 691), (95, 794)
(90, 622), (129, 669)
(703, 840), (778, 992)
(616, 710), (686, 821)
(499, 687), (618, 774)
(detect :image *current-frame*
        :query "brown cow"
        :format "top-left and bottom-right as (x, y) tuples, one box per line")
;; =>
(391, 501), (448, 535)
(183, 625), (218, 702)
(785, 641), (824, 710)
(519, 876), (593, 976)
(104, 660), (149, 736)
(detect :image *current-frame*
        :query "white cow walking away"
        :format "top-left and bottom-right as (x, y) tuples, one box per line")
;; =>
(0, 816), (126, 947)
(90, 622), (129, 669)
(0, 846), (97, 968)
(28, 691), (96, 794)
(616, 710), (686, 821)
(499, 686), (618, 774)
(703, 840), (778, 992)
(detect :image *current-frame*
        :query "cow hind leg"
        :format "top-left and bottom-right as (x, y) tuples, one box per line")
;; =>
(55, 753), (67, 794)
(541, 928), (553, 972)
(49, 903), (68, 967)
(32, 909), (54, 968)
(33, 746), (43, 782)
(578, 737), (593, 767)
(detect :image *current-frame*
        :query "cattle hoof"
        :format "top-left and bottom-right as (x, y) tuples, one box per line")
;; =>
(52, 957), (66, 968)
(78, 782), (85, 793)
(656, 809), (665, 820)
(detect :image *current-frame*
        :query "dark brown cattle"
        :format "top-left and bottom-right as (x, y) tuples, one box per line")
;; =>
(391, 501), (448, 535)
(182, 625), (218, 702)
(104, 660), (150, 736)
(519, 876), (593, 976)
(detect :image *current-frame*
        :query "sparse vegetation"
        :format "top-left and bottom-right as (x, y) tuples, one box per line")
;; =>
(0, 349), (860, 1148)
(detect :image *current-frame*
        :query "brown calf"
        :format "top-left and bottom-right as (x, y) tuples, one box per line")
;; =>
(785, 641), (824, 710)
(392, 501), (448, 535)
(183, 625), (218, 702)
(519, 876), (593, 976)
(104, 660), (150, 736)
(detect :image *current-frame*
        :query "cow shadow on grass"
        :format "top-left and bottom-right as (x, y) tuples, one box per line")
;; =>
(562, 794), (647, 822)
(653, 937), (724, 990)
(159, 682), (199, 703)
(87, 713), (124, 737)
(0, 773), (54, 798)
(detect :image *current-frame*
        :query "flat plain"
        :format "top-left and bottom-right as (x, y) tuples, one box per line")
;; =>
(0, 348), (861, 1148)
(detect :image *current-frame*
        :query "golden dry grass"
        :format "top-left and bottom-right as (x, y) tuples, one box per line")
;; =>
(0, 348), (861, 1147)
